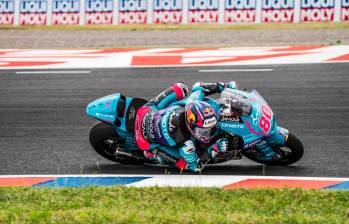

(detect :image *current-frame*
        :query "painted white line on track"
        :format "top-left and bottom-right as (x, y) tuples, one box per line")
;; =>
(198, 68), (274, 72)
(15, 71), (91, 74)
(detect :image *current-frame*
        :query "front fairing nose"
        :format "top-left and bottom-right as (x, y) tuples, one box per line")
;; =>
(86, 94), (120, 123)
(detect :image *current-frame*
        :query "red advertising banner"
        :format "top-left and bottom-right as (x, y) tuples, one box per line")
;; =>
(0, 0), (14, 24)
(342, 0), (349, 20)
(85, 0), (113, 25)
(225, 0), (256, 23)
(189, 0), (219, 23)
(119, 0), (147, 24)
(52, 0), (80, 25)
(19, 0), (47, 25)
(301, 0), (335, 22)
(262, 0), (294, 22)
(153, 0), (182, 24)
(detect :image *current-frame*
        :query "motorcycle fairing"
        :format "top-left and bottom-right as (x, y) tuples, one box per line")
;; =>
(86, 93), (147, 132)
(217, 89), (288, 150)
(86, 93), (122, 125)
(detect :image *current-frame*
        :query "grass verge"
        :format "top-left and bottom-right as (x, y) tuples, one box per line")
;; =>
(0, 186), (348, 223)
(0, 22), (349, 31)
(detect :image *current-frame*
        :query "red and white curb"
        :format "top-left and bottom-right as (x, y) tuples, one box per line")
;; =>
(0, 45), (348, 69)
(0, 175), (348, 190)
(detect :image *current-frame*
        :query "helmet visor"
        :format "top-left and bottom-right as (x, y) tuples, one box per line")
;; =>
(194, 127), (214, 142)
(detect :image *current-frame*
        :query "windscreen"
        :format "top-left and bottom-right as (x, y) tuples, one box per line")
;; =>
(250, 89), (268, 105)
(219, 89), (252, 117)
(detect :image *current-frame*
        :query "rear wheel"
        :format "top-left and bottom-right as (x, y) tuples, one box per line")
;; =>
(89, 122), (145, 164)
(242, 133), (304, 166)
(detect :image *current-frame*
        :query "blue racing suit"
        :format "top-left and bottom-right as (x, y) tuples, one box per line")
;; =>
(134, 81), (237, 171)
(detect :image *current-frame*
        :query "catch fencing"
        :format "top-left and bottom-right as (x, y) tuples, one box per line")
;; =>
(0, 0), (348, 25)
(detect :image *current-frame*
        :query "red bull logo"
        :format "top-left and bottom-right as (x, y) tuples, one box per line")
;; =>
(203, 107), (214, 117)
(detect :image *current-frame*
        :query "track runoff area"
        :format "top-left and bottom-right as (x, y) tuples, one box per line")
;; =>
(0, 46), (348, 189)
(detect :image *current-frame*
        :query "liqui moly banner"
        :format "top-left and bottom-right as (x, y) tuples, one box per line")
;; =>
(52, 0), (79, 25)
(20, 0), (47, 25)
(85, 0), (113, 25)
(0, 0), (14, 24)
(342, 0), (349, 20)
(262, 0), (294, 22)
(189, 0), (219, 23)
(153, 0), (182, 24)
(225, 0), (256, 23)
(301, 0), (335, 21)
(119, 0), (147, 24)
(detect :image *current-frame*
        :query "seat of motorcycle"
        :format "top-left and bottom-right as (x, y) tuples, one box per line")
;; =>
(124, 98), (148, 133)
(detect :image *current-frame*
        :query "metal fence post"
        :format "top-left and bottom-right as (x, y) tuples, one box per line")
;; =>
(182, 0), (189, 24)
(218, 0), (225, 24)
(147, 0), (153, 24)
(14, 0), (20, 25)
(46, 0), (52, 25)
(293, 0), (301, 23)
(113, 0), (119, 24)
(334, 0), (342, 21)
(79, 0), (85, 25)
(255, 0), (262, 23)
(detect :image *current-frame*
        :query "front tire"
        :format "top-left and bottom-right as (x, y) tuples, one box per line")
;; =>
(89, 122), (144, 164)
(242, 133), (304, 166)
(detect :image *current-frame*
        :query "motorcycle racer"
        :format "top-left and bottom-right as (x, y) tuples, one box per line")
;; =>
(134, 81), (238, 172)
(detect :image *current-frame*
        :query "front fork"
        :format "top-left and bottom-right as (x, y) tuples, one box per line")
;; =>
(256, 126), (289, 160)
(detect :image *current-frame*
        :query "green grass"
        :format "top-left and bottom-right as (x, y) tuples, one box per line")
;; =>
(0, 187), (348, 223)
(1, 22), (349, 31)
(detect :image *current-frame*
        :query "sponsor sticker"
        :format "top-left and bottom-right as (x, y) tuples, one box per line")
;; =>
(221, 123), (244, 129)
(203, 117), (217, 128)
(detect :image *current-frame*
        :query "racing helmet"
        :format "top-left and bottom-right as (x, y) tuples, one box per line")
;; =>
(185, 101), (218, 143)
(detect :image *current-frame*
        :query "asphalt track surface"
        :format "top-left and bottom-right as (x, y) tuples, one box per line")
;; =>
(0, 63), (348, 177)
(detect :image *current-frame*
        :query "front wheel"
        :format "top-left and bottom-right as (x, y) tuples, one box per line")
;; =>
(242, 133), (304, 166)
(89, 122), (145, 164)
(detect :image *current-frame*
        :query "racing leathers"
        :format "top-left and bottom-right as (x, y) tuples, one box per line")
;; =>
(134, 81), (237, 172)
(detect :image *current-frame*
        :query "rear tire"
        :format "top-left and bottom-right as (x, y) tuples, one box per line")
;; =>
(89, 122), (144, 164)
(242, 133), (304, 166)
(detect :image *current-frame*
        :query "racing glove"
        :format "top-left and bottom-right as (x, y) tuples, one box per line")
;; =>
(179, 140), (199, 171)
(217, 81), (238, 91)
(207, 138), (228, 159)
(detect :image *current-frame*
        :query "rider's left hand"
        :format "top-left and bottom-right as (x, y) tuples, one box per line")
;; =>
(208, 138), (229, 158)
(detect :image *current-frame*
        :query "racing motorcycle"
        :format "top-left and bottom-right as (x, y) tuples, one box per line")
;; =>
(86, 88), (304, 169)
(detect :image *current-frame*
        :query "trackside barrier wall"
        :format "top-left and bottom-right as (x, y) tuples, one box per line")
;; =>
(0, 0), (348, 25)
